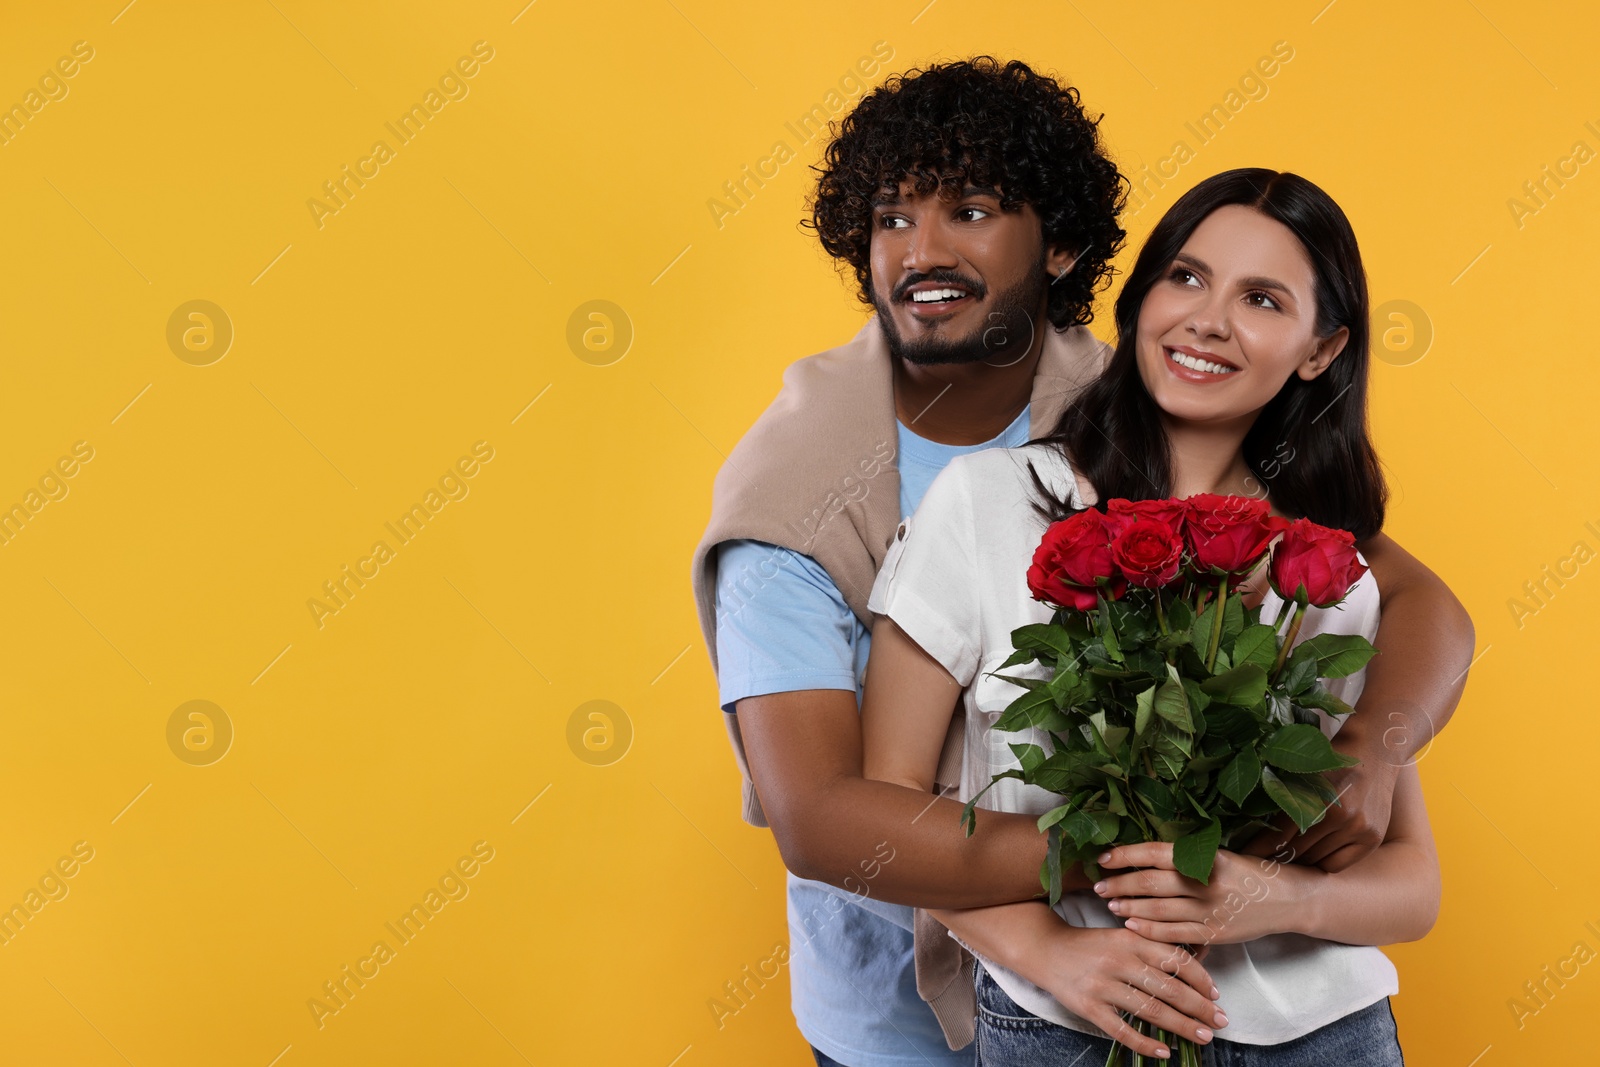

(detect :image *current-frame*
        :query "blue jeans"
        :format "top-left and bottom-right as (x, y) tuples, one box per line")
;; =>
(973, 964), (1405, 1066)
(812, 1050), (848, 1067)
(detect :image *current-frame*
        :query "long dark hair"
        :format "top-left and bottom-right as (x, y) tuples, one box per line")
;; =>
(1031, 168), (1387, 539)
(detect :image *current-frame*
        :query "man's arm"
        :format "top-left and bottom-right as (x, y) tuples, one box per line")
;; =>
(738, 688), (1073, 909)
(716, 540), (1077, 909)
(1243, 530), (1474, 871)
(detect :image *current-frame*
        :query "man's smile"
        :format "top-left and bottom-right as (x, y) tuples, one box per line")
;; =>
(899, 279), (983, 322)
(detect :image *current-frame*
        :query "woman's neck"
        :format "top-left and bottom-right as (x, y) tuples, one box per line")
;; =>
(1162, 412), (1260, 500)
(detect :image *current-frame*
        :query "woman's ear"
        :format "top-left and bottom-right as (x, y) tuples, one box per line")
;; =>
(1297, 325), (1350, 381)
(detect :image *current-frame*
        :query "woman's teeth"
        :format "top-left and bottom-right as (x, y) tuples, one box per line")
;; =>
(910, 288), (969, 303)
(1168, 349), (1237, 375)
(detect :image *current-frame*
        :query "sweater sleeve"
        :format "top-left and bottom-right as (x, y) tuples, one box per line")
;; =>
(867, 455), (983, 687)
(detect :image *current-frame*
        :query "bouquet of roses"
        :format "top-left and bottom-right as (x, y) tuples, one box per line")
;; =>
(960, 494), (1375, 1064)
(962, 492), (1376, 905)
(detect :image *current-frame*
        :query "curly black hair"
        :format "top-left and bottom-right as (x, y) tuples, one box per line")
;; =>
(806, 56), (1127, 329)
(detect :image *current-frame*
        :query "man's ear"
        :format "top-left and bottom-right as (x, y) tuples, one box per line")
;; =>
(1046, 243), (1080, 280)
(1298, 325), (1350, 381)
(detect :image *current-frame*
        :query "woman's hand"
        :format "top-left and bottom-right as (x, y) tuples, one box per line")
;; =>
(937, 901), (1227, 1058)
(1093, 842), (1315, 946)
(1026, 922), (1228, 1057)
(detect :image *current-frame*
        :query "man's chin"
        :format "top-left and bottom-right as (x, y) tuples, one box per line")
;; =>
(877, 310), (992, 366)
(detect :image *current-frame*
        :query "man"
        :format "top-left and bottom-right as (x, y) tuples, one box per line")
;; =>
(691, 57), (1473, 1066)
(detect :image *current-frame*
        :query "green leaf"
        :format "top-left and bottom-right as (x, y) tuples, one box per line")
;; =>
(1097, 597), (1124, 663)
(1260, 767), (1336, 833)
(1010, 623), (1078, 663)
(1260, 723), (1360, 773)
(1047, 668), (1084, 709)
(1153, 751), (1184, 780)
(1038, 803), (1077, 831)
(1043, 823), (1064, 904)
(1221, 592), (1245, 645)
(1190, 601), (1217, 661)
(1278, 645), (1319, 696)
(1199, 663), (1270, 706)
(1059, 809), (1119, 847)
(1167, 596), (1194, 637)
(1296, 633), (1379, 679)
(1151, 722), (1192, 761)
(1232, 623), (1279, 670)
(1154, 665), (1193, 731)
(989, 672), (1046, 692)
(994, 687), (1071, 733)
(1295, 682), (1355, 718)
(1105, 779), (1127, 816)
(1173, 819), (1222, 885)
(1180, 678), (1212, 715)
(995, 646), (1037, 670)
(1217, 747), (1261, 806)
(1132, 775), (1177, 820)
(1009, 743), (1047, 773)
(1134, 684), (1155, 737)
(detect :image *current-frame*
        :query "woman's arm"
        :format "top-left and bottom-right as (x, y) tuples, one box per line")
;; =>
(1097, 762), (1440, 947)
(928, 900), (1228, 1059)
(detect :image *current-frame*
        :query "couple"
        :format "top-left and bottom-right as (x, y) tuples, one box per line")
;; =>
(692, 58), (1472, 1065)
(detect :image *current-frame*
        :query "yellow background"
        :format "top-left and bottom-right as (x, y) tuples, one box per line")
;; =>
(0, 1), (1594, 1063)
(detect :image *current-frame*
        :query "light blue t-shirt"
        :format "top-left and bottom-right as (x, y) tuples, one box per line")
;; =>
(713, 405), (1032, 1066)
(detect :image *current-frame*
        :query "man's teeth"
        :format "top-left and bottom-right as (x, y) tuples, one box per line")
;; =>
(910, 288), (969, 303)
(1168, 349), (1238, 375)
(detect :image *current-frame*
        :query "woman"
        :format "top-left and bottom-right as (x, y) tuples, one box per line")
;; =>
(859, 169), (1441, 1064)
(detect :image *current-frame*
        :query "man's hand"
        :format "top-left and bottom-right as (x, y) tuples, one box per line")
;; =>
(1238, 530), (1473, 872)
(1238, 749), (1400, 871)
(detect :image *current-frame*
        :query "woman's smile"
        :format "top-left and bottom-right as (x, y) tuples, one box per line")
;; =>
(1163, 344), (1240, 383)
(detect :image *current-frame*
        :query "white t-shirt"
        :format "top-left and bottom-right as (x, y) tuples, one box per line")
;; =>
(866, 442), (1398, 1045)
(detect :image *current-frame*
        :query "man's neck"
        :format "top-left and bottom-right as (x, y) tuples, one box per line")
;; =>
(891, 327), (1046, 446)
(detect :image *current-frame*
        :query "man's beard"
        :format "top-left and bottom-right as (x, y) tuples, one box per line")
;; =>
(872, 252), (1049, 367)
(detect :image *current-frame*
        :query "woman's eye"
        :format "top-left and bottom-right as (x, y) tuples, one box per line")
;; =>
(1245, 291), (1280, 310)
(1169, 267), (1199, 287)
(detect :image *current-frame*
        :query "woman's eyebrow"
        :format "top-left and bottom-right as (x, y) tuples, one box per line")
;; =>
(1175, 252), (1293, 296)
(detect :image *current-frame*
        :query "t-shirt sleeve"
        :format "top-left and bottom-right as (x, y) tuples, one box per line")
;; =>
(713, 540), (864, 713)
(866, 456), (982, 686)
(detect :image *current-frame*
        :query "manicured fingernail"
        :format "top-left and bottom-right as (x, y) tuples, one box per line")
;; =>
(1211, 987), (1221, 1000)
(1106, 899), (1120, 913)
(1098, 852), (1111, 863)
(1124, 919), (1139, 931)
(1155, 1047), (1170, 1059)
(1215, 1011), (1229, 1027)
(1196, 1028), (1212, 1042)
(1093, 881), (1107, 895)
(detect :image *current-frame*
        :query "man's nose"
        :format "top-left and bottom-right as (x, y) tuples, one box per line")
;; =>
(902, 217), (960, 275)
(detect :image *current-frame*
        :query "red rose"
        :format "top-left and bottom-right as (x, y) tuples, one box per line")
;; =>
(1269, 518), (1368, 607)
(1106, 497), (1187, 539)
(1028, 510), (1126, 611)
(1111, 518), (1184, 588)
(1183, 494), (1288, 579)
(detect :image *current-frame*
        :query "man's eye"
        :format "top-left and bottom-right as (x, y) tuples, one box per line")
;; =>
(956, 207), (990, 222)
(879, 215), (910, 230)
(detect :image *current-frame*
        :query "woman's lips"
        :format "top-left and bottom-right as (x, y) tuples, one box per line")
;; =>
(1164, 346), (1239, 383)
